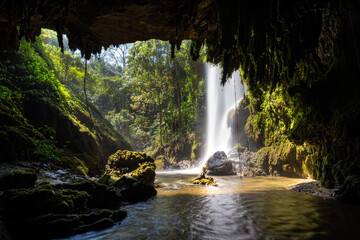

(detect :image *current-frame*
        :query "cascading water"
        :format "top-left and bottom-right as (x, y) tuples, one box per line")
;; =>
(198, 63), (246, 168)
(161, 63), (245, 174)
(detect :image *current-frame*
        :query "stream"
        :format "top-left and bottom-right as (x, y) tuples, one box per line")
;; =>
(62, 171), (360, 240)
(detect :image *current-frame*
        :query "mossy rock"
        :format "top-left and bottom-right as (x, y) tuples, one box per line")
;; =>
(0, 170), (37, 190)
(254, 141), (309, 177)
(54, 179), (122, 210)
(128, 162), (156, 185)
(234, 143), (246, 153)
(112, 176), (157, 202)
(3, 186), (90, 220)
(9, 208), (127, 239)
(103, 150), (156, 183)
(2, 178), (126, 239)
(193, 175), (218, 186)
(97, 174), (116, 186)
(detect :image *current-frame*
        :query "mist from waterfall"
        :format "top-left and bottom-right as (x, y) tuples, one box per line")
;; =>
(198, 64), (246, 168)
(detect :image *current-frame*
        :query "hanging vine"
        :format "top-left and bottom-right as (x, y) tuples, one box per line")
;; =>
(83, 59), (93, 124)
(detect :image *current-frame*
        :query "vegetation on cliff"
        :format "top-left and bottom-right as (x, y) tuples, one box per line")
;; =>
(199, 1), (360, 203)
(38, 30), (207, 165)
(1, 0), (360, 205)
(0, 36), (131, 174)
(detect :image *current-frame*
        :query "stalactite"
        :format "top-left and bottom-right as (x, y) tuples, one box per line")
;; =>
(190, 39), (203, 61)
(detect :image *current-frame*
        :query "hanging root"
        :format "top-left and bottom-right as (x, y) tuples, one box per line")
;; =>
(83, 59), (93, 124)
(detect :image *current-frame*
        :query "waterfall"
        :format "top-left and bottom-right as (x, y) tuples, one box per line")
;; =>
(198, 64), (246, 168)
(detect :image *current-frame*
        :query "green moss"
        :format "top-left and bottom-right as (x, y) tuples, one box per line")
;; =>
(154, 155), (165, 170)
(98, 174), (115, 186)
(1, 38), (131, 172)
(103, 150), (155, 184)
(193, 175), (218, 186)
(129, 162), (156, 184)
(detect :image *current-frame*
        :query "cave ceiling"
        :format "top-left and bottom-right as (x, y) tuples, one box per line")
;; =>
(1, 0), (359, 82)
(0, 0), (214, 58)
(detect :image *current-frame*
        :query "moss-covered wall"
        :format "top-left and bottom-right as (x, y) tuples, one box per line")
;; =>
(185, 0), (360, 202)
(0, 39), (131, 175)
(204, 0), (360, 203)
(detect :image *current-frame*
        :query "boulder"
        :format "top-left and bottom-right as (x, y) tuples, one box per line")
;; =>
(128, 162), (156, 185)
(202, 151), (235, 175)
(113, 176), (157, 202)
(103, 150), (156, 184)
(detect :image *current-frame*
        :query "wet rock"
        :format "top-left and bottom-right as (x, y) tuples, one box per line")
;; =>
(227, 148), (267, 177)
(202, 151), (235, 175)
(113, 176), (157, 202)
(0, 170), (37, 190)
(8, 209), (127, 239)
(227, 148), (242, 162)
(193, 173), (218, 186)
(287, 180), (334, 199)
(1, 179), (125, 239)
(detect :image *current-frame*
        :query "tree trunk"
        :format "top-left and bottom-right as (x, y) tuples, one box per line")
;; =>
(159, 98), (163, 151)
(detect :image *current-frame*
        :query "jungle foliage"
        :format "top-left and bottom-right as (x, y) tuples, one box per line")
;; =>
(39, 29), (207, 154)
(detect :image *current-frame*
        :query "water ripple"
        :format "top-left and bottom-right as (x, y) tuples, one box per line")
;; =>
(62, 175), (360, 240)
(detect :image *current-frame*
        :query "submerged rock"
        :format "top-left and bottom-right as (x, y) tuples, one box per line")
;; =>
(193, 173), (218, 186)
(202, 151), (235, 176)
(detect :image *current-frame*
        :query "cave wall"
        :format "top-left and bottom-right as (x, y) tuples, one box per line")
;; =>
(1, 0), (360, 202)
(213, 0), (360, 203)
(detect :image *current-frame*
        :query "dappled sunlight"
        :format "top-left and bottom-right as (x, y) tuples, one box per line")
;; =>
(156, 173), (304, 196)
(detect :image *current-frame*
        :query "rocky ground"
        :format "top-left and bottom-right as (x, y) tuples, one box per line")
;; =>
(286, 179), (335, 199)
(0, 150), (157, 240)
